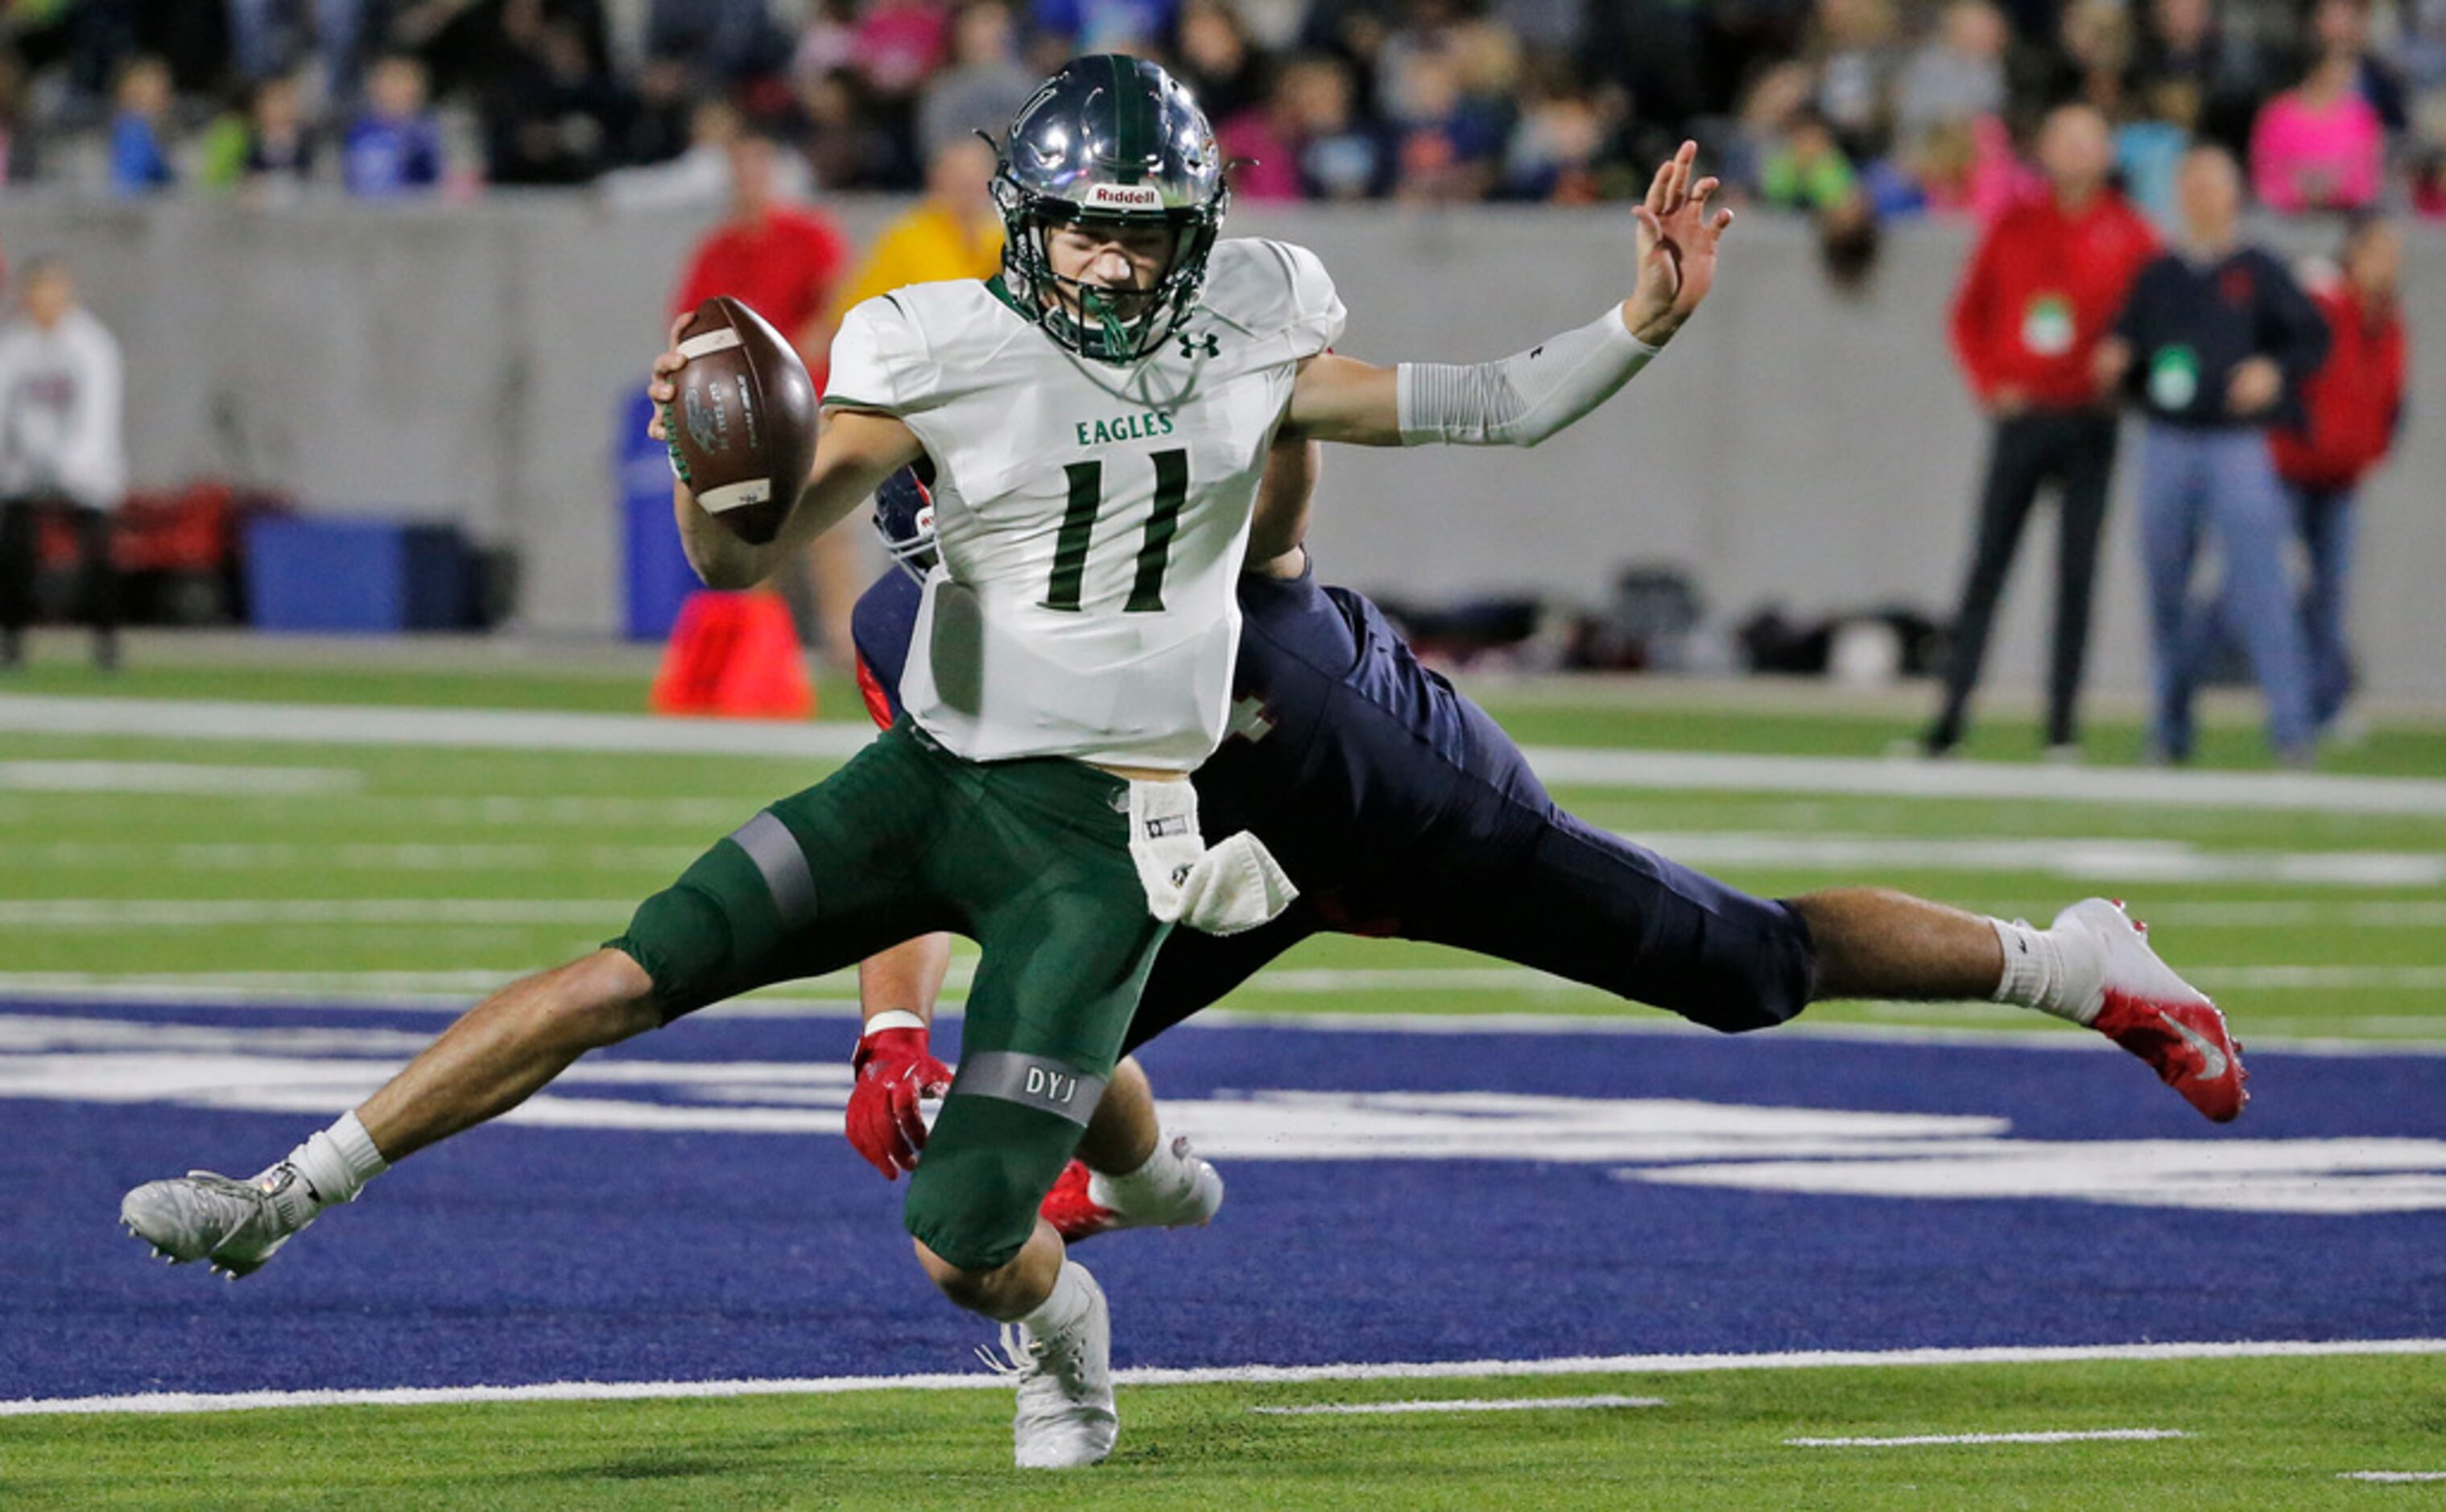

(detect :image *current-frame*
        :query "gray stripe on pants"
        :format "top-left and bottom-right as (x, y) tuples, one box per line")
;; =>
(727, 811), (816, 930)
(949, 1051), (1109, 1127)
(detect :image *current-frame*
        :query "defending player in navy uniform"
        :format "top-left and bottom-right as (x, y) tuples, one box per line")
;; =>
(122, 56), (2246, 1475)
(853, 465), (1812, 1052)
(847, 462), (2251, 1250)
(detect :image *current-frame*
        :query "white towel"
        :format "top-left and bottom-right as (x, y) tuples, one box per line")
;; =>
(1126, 779), (1299, 935)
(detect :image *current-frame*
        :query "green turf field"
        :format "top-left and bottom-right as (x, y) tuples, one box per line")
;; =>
(4, 643), (2442, 1506)
(6, 1355), (2440, 1510)
(4, 644), (2443, 1043)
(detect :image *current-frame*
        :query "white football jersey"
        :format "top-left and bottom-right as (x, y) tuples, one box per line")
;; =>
(825, 238), (1345, 770)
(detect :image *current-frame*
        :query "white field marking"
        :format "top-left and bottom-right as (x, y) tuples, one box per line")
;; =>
(1621, 1140), (2446, 1214)
(5, 1339), (2441, 1419)
(0, 692), (876, 759)
(2193, 965), (2446, 989)
(1248, 1394), (1666, 1416)
(7, 841), (688, 872)
(0, 761), (362, 794)
(0, 976), (870, 1013)
(1786, 1428), (2190, 1448)
(0, 970), (564, 997)
(2340, 1472), (2446, 1482)
(16, 1017), (2446, 1210)
(6, 980), (2446, 1057)
(1521, 745), (2446, 818)
(42, 831), (2434, 890)
(13, 691), (2446, 816)
(2136, 901), (2446, 928)
(1627, 832), (2446, 888)
(0, 899), (633, 929)
(1241, 962), (2446, 994)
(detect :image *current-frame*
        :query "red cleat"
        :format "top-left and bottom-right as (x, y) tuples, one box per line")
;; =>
(1036, 1138), (1225, 1244)
(2060, 899), (2250, 1123)
(1039, 1160), (1118, 1244)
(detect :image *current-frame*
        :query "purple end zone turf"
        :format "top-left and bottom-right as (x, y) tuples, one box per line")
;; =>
(9, 999), (2444, 1400)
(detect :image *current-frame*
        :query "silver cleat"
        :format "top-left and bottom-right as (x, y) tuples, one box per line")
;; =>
(120, 1166), (315, 1279)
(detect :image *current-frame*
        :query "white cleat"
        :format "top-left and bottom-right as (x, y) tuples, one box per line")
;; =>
(1039, 1137), (1225, 1244)
(2056, 898), (2250, 1123)
(990, 1267), (1119, 1469)
(120, 1165), (316, 1279)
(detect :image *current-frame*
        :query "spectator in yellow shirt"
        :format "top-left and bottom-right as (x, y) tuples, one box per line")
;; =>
(831, 135), (1005, 316)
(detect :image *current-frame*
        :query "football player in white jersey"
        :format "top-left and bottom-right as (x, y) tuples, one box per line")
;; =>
(114, 55), (1951, 1471)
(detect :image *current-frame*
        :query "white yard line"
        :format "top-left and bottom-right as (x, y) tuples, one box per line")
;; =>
(0, 693), (873, 760)
(2140, 902), (2446, 927)
(10, 692), (2446, 816)
(1524, 746), (2446, 816)
(1626, 833), (2446, 888)
(4, 1337), (2437, 1418)
(12, 832), (2441, 887)
(1249, 1394), (1665, 1416)
(0, 761), (362, 794)
(5, 977), (2445, 1055)
(0, 900), (633, 928)
(1786, 1428), (2191, 1448)
(2340, 1472), (2446, 1481)
(28, 895), (2446, 937)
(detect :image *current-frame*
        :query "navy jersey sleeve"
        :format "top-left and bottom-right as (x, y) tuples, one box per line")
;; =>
(849, 570), (924, 729)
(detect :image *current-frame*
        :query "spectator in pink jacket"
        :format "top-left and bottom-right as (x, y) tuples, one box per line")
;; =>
(2249, 46), (2383, 213)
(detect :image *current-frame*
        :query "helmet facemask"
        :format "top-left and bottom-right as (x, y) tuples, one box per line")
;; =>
(991, 56), (1229, 366)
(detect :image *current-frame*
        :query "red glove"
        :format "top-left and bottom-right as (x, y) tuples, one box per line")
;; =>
(845, 1012), (952, 1180)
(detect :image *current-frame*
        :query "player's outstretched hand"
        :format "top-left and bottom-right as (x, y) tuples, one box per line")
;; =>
(1623, 140), (1734, 347)
(643, 312), (692, 444)
(845, 1022), (953, 1180)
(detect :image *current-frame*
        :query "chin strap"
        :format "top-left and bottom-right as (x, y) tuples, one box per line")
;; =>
(1079, 287), (1134, 358)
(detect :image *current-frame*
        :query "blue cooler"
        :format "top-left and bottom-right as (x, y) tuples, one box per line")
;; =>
(620, 386), (699, 641)
(244, 518), (473, 633)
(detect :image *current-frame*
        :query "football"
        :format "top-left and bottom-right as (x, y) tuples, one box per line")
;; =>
(663, 295), (817, 546)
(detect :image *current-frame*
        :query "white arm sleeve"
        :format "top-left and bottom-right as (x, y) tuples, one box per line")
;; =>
(1395, 308), (1660, 448)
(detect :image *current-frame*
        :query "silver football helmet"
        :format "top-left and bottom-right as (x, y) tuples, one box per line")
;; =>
(992, 55), (1229, 364)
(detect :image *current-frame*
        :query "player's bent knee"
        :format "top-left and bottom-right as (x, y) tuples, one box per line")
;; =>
(1675, 900), (1818, 1035)
(903, 1150), (1040, 1275)
(606, 878), (739, 1021)
(554, 949), (663, 1046)
(903, 1096), (1079, 1274)
(912, 1237), (1012, 1312)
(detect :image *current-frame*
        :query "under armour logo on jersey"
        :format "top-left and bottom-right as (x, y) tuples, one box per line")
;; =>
(1178, 331), (1221, 359)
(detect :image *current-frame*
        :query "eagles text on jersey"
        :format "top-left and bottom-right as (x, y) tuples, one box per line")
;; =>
(823, 238), (1347, 770)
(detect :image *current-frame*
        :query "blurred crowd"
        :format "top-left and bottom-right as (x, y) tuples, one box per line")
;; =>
(1, 0), (2444, 219)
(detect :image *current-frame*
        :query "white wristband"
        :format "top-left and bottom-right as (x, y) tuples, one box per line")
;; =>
(1395, 308), (1659, 448)
(861, 1010), (929, 1038)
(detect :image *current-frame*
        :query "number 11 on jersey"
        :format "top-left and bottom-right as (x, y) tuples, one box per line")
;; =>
(1044, 448), (1189, 613)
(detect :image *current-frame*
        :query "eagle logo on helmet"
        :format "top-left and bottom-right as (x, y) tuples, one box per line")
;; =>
(991, 55), (1230, 366)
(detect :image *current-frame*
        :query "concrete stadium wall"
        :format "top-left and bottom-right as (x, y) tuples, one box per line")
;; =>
(7, 194), (2441, 698)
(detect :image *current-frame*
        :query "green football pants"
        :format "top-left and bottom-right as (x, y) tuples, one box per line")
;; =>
(608, 720), (1171, 1270)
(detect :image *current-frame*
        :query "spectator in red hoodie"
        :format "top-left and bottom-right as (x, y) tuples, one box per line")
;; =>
(671, 130), (860, 665)
(1925, 104), (2159, 759)
(2268, 215), (2407, 739)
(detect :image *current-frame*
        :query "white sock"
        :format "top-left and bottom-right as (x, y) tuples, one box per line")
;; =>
(1088, 1137), (1192, 1217)
(1988, 916), (2103, 1025)
(1020, 1258), (1096, 1340)
(282, 1111), (391, 1210)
